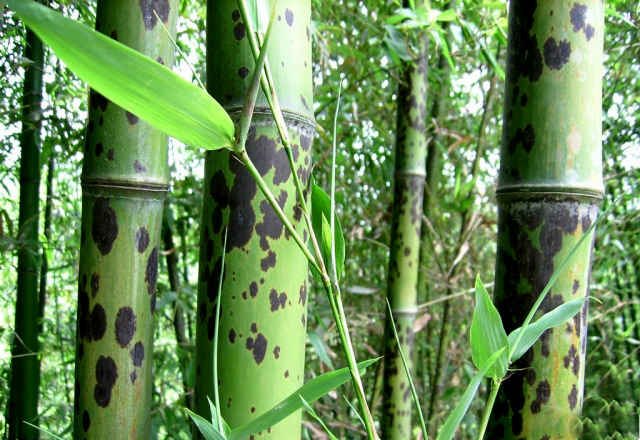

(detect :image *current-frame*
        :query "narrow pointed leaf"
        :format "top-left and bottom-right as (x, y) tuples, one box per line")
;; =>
(436, 347), (506, 440)
(227, 358), (379, 440)
(6, 0), (234, 150)
(299, 395), (339, 440)
(508, 297), (589, 362)
(470, 275), (509, 378)
(309, 176), (345, 281)
(185, 408), (227, 440)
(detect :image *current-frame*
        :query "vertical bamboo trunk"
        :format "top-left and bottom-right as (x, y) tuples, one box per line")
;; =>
(381, 12), (427, 438)
(194, 1), (314, 438)
(73, 1), (178, 438)
(8, 16), (45, 440)
(488, 1), (604, 438)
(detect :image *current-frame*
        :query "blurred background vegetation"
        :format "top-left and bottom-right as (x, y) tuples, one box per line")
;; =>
(0, 0), (638, 438)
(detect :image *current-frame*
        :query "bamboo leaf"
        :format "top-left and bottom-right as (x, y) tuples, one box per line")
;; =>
(6, 0), (234, 150)
(185, 408), (227, 440)
(299, 395), (339, 440)
(508, 297), (589, 363)
(309, 176), (345, 281)
(436, 9), (457, 21)
(436, 347), (506, 440)
(227, 358), (379, 440)
(470, 275), (509, 378)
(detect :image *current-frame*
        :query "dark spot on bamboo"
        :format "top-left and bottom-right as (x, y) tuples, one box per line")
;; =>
(91, 273), (100, 297)
(229, 328), (236, 343)
(543, 37), (571, 70)
(570, 3), (587, 32)
(234, 22), (246, 41)
(115, 306), (136, 347)
(269, 289), (287, 311)
(134, 160), (146, 173)
(107, 148), (114, 161)
(130, 371), (137, 384)
(130, 341), (145, 367)
(530, 380), (550, 413)
(238, 66), (250, 79)
(207, 315), (215, 340)
(82, 410), (90, 432)
(126, 111), (139, 125)
(109, 29), (118, 41)
(306, 25), (310, 41)
(250, 323), (258, 333)
(95, 142), (104, 157)
(273, 346), (280, 359)
(284, 370), (289, 378)
(525, 368), (536, 385)
(156, 56), (164, 65)
(207, 256), (225, 302)
(506, 2), (543, 82)
(135, 227), (150, 253)
(199, 302), (207, 323)
(246, 333), (267, 365)
(300, 133), (311, 152)
(256, 193), (286, 250)
(250, 281), (258, 298)
(301, 95), (309, 111)
(94, 356), (118, 407)
(92, 198), (118, 255)
(204, 238), (215, 263)
(99, 115), (104, 126)
(139, 0), (170, 30)
(573, 279), (580, 293)
(585, 25), (595, 41)
(90, 89), (110, 112)
(232, 9), (240, 21)
(298, 283), (307, 305)
(285, 8), (294, 26)
(261, 250), (277, 272)
(563, 344), (580, 376)
(273, 149), (291, 185)
(90, 304), (107, 341)
(568, 384), (578, 409)
(520, 93), (528, 107)
(145, 247), (158, 312)
(227, 149), (258, 251)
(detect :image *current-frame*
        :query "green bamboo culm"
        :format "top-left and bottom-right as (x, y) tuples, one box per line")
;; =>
(487, 1), (604, 438)
(194, 1), (314, 438)
(8, 11), (45, 440)
(73, 0), (178, 438)
(381, 1), (428, 436)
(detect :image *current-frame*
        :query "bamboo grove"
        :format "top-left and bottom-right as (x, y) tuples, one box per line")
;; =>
(2, 0), (636, 439)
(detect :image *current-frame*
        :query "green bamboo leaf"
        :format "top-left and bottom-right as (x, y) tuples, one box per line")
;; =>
(299, 395), (339, 440)
(185, 408), (227, 440)
(309, 175), (345, 281)
(508, 297), (589, 363)
(470, 275), (509, 378)
(227, 358), (379, 440)
(436, 9), (457, 21)
(436, 347), (505, 440)
(6, 0), (234, 150)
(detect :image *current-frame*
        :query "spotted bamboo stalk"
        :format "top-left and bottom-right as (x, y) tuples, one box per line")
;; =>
(487, 1), (604, 438)
(381, 8), (428, 437)
(8, 14), (45, 440)
(193, 1), (314, 438)
(73, 1), (178, 438)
